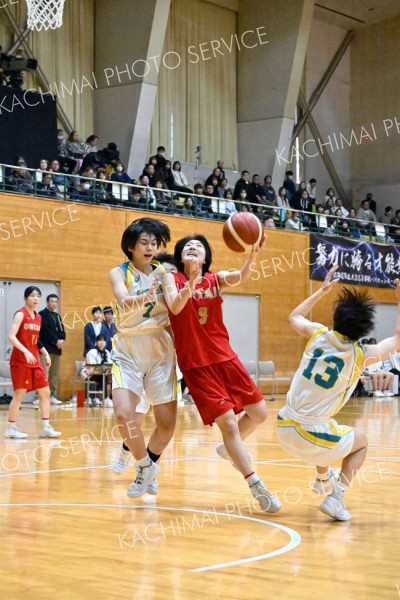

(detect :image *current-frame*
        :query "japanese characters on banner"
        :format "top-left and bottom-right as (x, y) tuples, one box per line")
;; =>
(309, 234), (400, 288)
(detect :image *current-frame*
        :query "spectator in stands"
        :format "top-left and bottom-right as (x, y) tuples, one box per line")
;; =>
(335, 198), (349, 217)
(192, 183), (204, 212)
(363, 350), (395, 398)
(6, 160), (33, 194)
(324, 197), (335, 213)
(233, 170), (250, 200)
(324, 187), (337, 204)
(154, 180), (172, 211)
(66, 131), (86, 162)
(163, 160), (175, 189)
(81, 149), (106, 174)
(34, 159), (49, 182)
(102, 142), (120, 167)
(297, 190), (314, 227)
(336, 219), (352, 238)
(70, 176), (95, 202)
(276, 186), (290, 222)
(153, 146), (168, 182)
(224, 190), (238, 215)
(262, 175), (277, 205)
(216, 159), (225, 180)
(49, 160), (67, 186)
(390, 209), (400, 242)
(357, 199), (376, 233)
(111, 162), (132, 185)
(247, 174), (266, 214)
(102, 306), (117, 352)
(217, 177), (233, 198)
(172, 161), (193, 194)
(36, 173), (57, 198)
(293, 181), (307, 205)
(142, 163), (157, 188)
(237, 189), (250, 212)
(348, 208), (361, 239)
(363, 192), (376, 215)
(283, 170), (296, 201)
(83, 135), (98, 154)
(306, 178), (317, 202)
(381, 206), (393, 225)
(200, 183), (217, 216)
(205, 167), (222, 187)
(285, 211), (300, 231)
(57, 128), (76, 173)
(139, 174), (156, 208)
(264, 217), (276, 229)
(82, 334), (112, 407)
(94, 168), (111, 203)
(182, 196), (196, 216)
(83, 307), (110, 357)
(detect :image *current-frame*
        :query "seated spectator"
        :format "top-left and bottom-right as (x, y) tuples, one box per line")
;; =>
(283, 170), (296, 201)
(247, 174), (266, 214)
(224, 190), (238, 215)
(36, 173), (57, 198)
(324, 187), (337, 204)
(172, 161), (193, 194)
(297, 190), (314, 227)
(356, 199), (376, 233)
(285, 211), (301, 231)
(182, 196), (196, 216)
(336, 219), (352, 238)
(163, 160), (175, 189)
(6, 160), (33, 194)
(102, 307), (117, 352)
(141, 163), (157, 188)
(57, 128), (76, 173)
(66, 131), (86, 163)
(233, 170), (250, 200)
(324, 197), (335, 213)
(83, 135), (98, 155)
(264, 217), (276, 229)
(111, 162), (132, 185)
(276, 186), (290, 222)
(70, 177), (95, 202)
(262, 175), (277, 206)
(35, 159), (49, 182)
(240, 201), (252, 212)
(348, 208), (361, 239)
(102, 142), (120, 167)
(306, 178), (317, 202)
(83, 307), (110, 357)
(192, 183), (204, 213)
(153, 146), (168, 182)
(362, 192), (376, 214)
(200, 183), (216, 216)
(81, 150), (106, 174)
(217, 177), (233, 198)
(154, 180), (172, 211)
(205, 167), (222, 188)
(363, 356), (395, 398)
(216, 159), (225, 180)
(49, 159), (68, 186)
(139, 174), (156, 208)
(293, 180), (307, 204)
(335, 198), (349, 217)
(81, 334), (112, 407)
(94, 169), (111, 203)
(236, 189), (250, 212)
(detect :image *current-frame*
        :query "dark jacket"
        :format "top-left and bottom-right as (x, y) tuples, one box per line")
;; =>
(39, 308), (66, 356)
(83, 322), (111, 357)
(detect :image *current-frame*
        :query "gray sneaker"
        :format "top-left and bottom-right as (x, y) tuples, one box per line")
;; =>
(127, 461), (160, 498)
(4, 425), (28, 439)
(250, 479), (281, 513)
(112, 447), (131, 474)
(39, 423), (61, 438)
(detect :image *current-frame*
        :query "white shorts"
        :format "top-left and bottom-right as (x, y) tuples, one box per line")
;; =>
(276, 410), (355, 467)
(111, 330), (176, 406)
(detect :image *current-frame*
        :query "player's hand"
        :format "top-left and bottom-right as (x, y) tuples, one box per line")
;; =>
(188, 258), (201, 287)
(145, 279), (159, 303)
(45, 354), (51, 368)
(394, 278), (400, 303)
(24, 351), (37, 365)
(321, 265), (339, 292)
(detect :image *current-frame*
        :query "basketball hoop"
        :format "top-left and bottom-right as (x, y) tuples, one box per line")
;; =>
(25, 0), (66, 32)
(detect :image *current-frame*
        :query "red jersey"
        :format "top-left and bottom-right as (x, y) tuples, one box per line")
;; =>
(10, 307), (42, 368)
(168, 271), (236, 371)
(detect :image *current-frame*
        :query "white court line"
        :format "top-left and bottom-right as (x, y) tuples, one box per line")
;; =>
(0, 502), (301, 572)
(0, 464), (111, 478)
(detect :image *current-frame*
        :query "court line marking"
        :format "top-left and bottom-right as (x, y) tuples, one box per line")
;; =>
(0, 502), (302, 572)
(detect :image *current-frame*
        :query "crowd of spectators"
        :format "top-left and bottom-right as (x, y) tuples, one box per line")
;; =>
(2, 131), (396, 241)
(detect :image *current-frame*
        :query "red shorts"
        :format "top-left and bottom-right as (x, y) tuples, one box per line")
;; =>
(10, 364), (49, 392)
(183, 357), (264, 425)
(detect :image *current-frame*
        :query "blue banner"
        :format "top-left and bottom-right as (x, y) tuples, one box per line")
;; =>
(309, 234), (400, 288)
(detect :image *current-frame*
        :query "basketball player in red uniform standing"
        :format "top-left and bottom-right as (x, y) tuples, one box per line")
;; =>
(163, 235), (281, 513)
(4, 286), (61, 439)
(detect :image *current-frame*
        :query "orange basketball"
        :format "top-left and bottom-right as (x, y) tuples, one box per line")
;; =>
(222, 212), (263, 253)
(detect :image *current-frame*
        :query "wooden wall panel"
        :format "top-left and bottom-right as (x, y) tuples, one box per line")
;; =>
(0, 193), (396, 399)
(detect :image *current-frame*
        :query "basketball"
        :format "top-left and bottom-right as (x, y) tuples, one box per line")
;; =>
(223, 212), (263, 252)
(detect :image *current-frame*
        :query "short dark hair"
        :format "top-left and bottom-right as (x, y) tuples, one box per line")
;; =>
(46, 294), (59, 302)
(174, 235), (213, 275)
(121, 218), (170, 260)
(24, 286), (41, 299)
(157, 146), (166, 153)
(194, 184), (203, 191)
(241, 170), (249, 176)
(91, 306), (102, 315)
(333, 288), (375, 341)
(103, 306), (113, 315)
(154, 252), (177, 267)
(285, 170), (293, 176)
(309, 178), (317, 184)
(385, 206), (393, 212)
(95, 334), (107, 343)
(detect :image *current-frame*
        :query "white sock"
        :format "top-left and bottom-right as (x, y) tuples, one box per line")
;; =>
(331, 480), (347, 499)
(137, 455), (151, 468)
(316, 470), (330, 481)
(246, 473), (259, 487)
(7, 420), (16, 428)
(41, 419), (50, 427)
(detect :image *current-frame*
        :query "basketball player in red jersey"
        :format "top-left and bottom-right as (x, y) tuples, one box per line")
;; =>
(4, 286), (61, 439)
(163, 235), (281, 513)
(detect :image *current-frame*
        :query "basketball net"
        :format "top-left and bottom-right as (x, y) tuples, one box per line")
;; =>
(25, 0), (66, 31)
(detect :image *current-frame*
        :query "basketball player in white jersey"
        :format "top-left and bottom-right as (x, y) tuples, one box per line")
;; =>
(277, 266), (400, 521)
(109, 218), (176, 498)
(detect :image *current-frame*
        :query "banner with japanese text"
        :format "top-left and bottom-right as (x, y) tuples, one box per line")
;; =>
(309, 234), (399, 288)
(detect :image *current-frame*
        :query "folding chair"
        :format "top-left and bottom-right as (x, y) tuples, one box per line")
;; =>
(257, 361), (291, 398)
(242, 361), (259, 384)
(0, 361), (14, 395)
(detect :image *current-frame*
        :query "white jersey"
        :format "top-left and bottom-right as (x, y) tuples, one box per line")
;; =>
(115, 261), (169, 336)
(285, 327), (364, 424)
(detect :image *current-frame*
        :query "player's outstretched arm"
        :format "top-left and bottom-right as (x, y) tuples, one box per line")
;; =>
(218, 239), (264, 289)
(163, 259), (201, 315)
(363, 278), (400, 365)
(8, 311), (37, 364)
(288, 265), (339, 338)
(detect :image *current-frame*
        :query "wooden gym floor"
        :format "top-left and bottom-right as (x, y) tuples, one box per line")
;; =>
(0, 396), (399, 600)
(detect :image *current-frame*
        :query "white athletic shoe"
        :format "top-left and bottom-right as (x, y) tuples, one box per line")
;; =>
(104, 397), (113, 408)
(112, 448), (131, 474)
(373, 390), (385, 398)
(182, 393), (194, 404)
(127, 461), (160, 498)
(311, 468), (339, 495)
(50, 396), (62, 405)
(250, 479), (281, 513)
(216, 442), (253, 471)
(32, 399), (40, 409)
(319, 494), (351, 521)
(39, 423), (61, 438)
(4, 425), (28, 439)
(383, 390), (395, 397)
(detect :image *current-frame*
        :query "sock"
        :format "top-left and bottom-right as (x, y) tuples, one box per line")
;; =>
(8, 420), (16, 427)
(245, 472), (259, 486)
(42, 418), (49, 424)
(137, 455), (152, 468)
(316, 469), (330, 481)
(331, 480), (347, 500)
(122, 442), (130, 452)
(147, 446), (161, 463)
